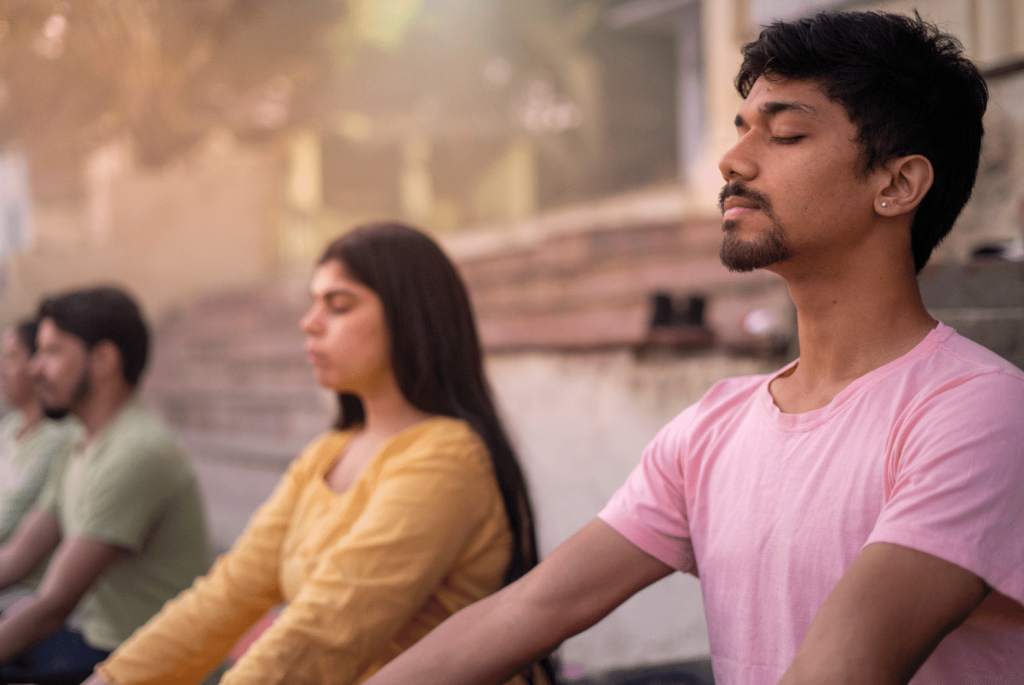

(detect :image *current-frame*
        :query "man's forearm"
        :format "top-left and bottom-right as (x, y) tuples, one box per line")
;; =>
(0, 594), (71, 662)
(366, 519), (674, 685)
(0, 535), (123, 664)
(370, 581), (562, 685)
(0, 509), (62, 590)
(778, 543), (988, 685)
(0, 545), (39, 590)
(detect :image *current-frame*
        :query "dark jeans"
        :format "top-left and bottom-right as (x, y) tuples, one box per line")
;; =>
(0, 626), (110, 685)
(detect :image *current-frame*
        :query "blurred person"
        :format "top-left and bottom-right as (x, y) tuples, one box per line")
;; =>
(83, 223), (548, 685)
(0, 319), (77, 549)
(359, 11), (1024, 685)
(0, 287), (211, 685)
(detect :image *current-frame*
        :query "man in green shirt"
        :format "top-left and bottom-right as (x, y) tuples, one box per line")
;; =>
(0, 287), (211, 685)
(0, 320), (78, 549)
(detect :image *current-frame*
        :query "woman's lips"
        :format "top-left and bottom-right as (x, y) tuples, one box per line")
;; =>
(305, 348), (324, 366)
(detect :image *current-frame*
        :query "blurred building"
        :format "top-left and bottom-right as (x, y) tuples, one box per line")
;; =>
(0, 0), (1022, 678)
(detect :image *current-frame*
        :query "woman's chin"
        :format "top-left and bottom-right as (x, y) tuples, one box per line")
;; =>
(315, 374), (357, 396)
(312, 370), (337, 391)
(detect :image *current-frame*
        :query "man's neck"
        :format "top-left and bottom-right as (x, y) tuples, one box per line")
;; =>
(73, 384), (135, 439)
(770, 253), (936, 414)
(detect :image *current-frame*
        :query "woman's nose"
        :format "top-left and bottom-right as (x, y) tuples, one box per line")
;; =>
(300, 307), (321, 334)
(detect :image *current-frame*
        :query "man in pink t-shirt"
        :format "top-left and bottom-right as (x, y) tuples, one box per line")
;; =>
(361, 11), (1023, 685)
(599, 323), (1024, 683)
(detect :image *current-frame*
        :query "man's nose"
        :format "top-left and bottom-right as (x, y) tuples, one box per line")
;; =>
(718, 134), (757, 182)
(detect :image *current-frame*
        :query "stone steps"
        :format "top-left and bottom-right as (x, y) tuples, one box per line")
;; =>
(142, 283), (332, 552)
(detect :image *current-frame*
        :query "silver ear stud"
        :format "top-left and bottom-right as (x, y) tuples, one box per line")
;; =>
(881, 202), (888, 208)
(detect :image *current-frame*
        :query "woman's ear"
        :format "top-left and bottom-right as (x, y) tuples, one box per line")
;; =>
(875, 154), (934, 216)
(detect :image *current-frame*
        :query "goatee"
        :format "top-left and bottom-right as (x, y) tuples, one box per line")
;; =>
(42, 406), (70, 421)
(720, 220), (794, 272)
(718, 181), (793, 272)
(38, 366), (91, 422)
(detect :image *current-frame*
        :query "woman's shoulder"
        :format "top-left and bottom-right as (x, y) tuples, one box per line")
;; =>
(382, 416), (490, 471)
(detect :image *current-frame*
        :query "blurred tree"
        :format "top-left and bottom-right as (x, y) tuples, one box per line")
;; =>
(0, 0), (675, 215)
(321, 0), (674, 214)
(0, 0), (346, 199)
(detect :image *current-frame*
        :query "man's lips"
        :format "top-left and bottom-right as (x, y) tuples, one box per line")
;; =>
(722, 197), (761, 221)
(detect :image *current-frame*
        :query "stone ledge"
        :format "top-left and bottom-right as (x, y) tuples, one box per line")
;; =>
(562, 658), (714, 685)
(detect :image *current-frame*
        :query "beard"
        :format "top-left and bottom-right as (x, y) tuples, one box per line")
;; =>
(718, 182), (794, 272)
(41, 367), (90, 421)
(720, 219), (794, 272)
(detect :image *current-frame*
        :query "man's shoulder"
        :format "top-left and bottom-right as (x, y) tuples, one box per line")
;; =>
(902, 327), (1024, 416)
(92, 401), (191, 479)
(934, 326), (1024, 380)
(652, 369), (775, 446)
(102, 401), (182, 455)
(687, 369), (775, 418)
(0, 411), (19, 434)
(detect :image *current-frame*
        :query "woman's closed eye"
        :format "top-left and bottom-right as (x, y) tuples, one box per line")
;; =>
(323, 292), (356, 314)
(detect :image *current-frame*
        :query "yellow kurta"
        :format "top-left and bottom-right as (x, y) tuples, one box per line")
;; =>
(98, 416), (515, 685)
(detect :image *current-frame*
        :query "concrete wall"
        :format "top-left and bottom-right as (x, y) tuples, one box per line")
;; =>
(942, 68), (1024, 261)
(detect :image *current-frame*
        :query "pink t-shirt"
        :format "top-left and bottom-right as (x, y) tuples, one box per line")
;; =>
(599, 323), (1024, 684)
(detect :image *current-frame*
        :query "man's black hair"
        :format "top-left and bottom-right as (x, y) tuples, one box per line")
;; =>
(736, 11), (988, 272)
(37, 286), (149, 387)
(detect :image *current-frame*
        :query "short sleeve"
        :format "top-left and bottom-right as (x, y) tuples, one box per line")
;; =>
(0, 421), (77, 543)
(866, 371), (1024, 604)
(70, 441), (188, 552)
(36, 446), (69, 520)
(598, 407), (697, 573)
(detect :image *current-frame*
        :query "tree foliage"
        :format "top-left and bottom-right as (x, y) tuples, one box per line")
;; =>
(0, 0), (345, 198)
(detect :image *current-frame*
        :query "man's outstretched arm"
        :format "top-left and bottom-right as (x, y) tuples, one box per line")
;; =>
(0, 531), (121, 662)
(780, 542), (990, 685)
(365, 518), (673, 685)
(0, 507), (62, 589)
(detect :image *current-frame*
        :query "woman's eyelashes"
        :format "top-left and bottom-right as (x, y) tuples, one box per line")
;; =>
(324, 292), (355, 314)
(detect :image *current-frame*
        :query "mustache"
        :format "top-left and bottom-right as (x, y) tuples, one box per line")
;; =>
(718, 182), (774, 214)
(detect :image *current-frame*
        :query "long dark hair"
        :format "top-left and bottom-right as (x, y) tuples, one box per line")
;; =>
(317, 221), (540, 585)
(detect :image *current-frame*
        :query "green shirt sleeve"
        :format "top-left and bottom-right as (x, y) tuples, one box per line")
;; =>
(0, 420), (77, 544)
(68, 434), (191, 552)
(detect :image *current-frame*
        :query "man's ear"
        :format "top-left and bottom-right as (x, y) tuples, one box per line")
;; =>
(89, 340), (124, 384)
(875, 154), (934, 216)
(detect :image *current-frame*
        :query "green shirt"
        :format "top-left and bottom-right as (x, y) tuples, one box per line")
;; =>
(0, 412), (78, 545)
(39, 399), (212, 651)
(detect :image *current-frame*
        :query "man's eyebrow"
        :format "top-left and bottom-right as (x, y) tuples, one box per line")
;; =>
(734, 100), (818, 127)
(760, 100), (816, 117)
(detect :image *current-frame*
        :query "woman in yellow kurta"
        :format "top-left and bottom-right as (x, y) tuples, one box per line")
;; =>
(83, 223), (546, 685)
